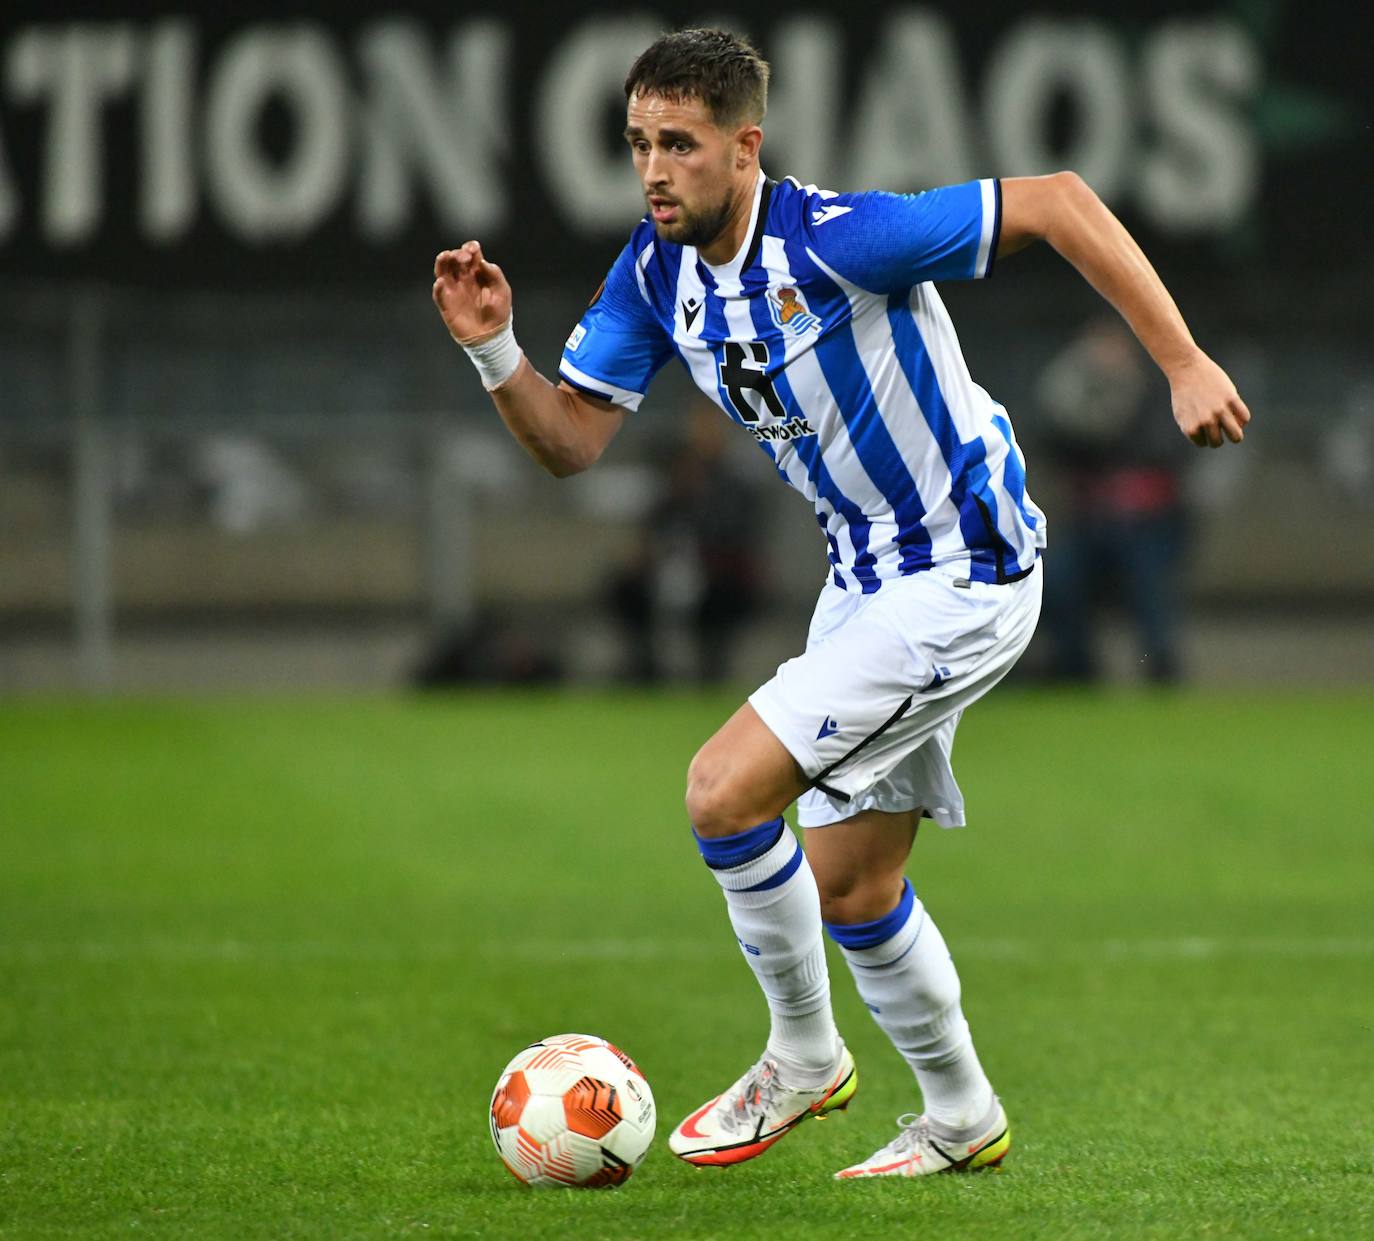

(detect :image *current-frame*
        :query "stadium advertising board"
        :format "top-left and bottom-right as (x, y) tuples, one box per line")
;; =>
(0, 2), (1362, 287)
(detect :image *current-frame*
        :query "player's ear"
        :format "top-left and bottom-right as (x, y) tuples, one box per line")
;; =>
(734, 124), (763, 168)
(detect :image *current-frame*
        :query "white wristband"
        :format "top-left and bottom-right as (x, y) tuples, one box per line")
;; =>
(458, 319), (523, 390)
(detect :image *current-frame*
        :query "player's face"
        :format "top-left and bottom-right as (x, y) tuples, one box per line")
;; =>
(624, 92), (750, 251)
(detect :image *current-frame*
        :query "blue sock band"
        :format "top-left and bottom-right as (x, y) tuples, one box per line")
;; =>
(824, 877), (916, 949)
(693, 817), (786, 870)
(739, 841), (805, 892)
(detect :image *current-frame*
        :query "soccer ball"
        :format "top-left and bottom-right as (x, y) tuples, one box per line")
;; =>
(489, 1033), (656, 1188)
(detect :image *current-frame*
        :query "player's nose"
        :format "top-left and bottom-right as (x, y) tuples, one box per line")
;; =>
(642, 150), (670, 189)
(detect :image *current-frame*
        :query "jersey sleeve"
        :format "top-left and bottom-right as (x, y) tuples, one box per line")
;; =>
(558, 240), (674, 412)
(803, 178), (1002, 294)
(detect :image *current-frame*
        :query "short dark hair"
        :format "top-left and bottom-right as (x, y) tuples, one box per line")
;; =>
(624, 28), (769, 128)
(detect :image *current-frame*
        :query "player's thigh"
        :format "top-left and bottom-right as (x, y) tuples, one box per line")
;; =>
(686, 701), (810, 836)
(805, 808), (919, 925)
(751, 569), (1015, 801)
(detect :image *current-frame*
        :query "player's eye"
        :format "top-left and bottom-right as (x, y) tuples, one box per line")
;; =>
(671, 140), (693, 154)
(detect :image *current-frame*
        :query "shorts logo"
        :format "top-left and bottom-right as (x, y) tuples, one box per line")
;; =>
(921, 666), (951, 692)
(768, 286), (821, 337)
(816, 715), (840, 740)
(565, 324), (586, 352)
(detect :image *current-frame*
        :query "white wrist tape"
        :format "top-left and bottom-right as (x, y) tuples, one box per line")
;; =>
(459, 319), (522, 390)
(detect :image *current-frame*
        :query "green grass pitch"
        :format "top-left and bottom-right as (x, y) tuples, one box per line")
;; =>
(2, 690), (1372, 1239)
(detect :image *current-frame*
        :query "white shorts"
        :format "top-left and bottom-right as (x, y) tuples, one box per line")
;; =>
(749, 560), (1042, 830)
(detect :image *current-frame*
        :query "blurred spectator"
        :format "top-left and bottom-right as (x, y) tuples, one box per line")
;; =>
(411, 609), (564, 687)
(192, 434), (309, 534)
(606, 399), (767, 683)
(1320, 378), (1374, 505)
(1034, 317), (1190, 684)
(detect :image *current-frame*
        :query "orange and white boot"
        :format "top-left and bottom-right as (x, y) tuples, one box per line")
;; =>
(835, 1100), (1010, 1179)
(668, 1046), (857, 1167)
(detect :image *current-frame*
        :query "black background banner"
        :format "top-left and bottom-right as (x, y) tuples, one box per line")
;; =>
(0, 1), (1365, 290)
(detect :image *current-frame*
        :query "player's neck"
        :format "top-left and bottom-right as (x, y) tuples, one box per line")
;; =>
(697, 168), (761, 266)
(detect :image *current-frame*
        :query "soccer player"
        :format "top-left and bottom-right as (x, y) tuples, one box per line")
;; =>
(433, 28), (1249, 1178)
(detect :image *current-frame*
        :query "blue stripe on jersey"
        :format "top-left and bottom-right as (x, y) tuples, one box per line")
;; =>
(771, 364), (872, 591)
(884, 297), (1022, 582)
(992, 412), (1040, 535)
(817, 511), (847, 589)
(695, 254), (850, 590)
(743, 282), (878, 592)
(696, 264), (747, 427)
(691, 260), (850, 588)
(640, 239), (678, 311)
(743, 434), (833, 584)
(785, 241), (936, 577)
(695, 244), (864, 589)
(751, 435), (837, 580)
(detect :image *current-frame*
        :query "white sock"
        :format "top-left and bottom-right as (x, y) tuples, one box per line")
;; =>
(695, 819), (841, 1086)
(828, 878), (994, 1133)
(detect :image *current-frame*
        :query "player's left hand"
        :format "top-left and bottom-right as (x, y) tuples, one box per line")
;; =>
(1169, 351), (1252, 448)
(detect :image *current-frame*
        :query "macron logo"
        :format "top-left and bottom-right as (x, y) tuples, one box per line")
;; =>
(816, 715), (840, 740)
(682, 297), (702, 331)
(811, 205), (853, 226)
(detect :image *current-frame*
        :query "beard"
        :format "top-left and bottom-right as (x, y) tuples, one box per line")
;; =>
(650, 184), (739, 249)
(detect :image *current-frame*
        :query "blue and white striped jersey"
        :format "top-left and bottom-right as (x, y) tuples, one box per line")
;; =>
(558, 172), (1046, 591)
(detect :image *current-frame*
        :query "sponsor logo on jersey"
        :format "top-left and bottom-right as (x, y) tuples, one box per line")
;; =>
(565, 324), (586, 352)
(767, 285), (821, 337)
(750, 417), (816, 444)
(811, 204), (853, 226)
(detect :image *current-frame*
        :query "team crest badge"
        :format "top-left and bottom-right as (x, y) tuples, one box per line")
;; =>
(767, 285), (821, 337)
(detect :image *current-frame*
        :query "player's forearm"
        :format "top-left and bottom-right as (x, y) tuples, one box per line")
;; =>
(489, 359), (606, 478)
(1004, 172), (1202, 380)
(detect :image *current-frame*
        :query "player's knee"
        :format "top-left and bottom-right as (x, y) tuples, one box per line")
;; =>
(684, 750), (756, 838)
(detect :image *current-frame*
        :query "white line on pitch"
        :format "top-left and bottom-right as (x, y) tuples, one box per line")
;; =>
(1, 937), (1373, 963)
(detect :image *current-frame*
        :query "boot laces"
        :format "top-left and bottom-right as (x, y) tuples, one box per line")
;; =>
(879, 1112), (931, 1158)
(720, 1057), (783, 1134)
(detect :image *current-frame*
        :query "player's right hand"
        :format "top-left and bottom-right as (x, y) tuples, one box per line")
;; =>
(432, 242), (513, 345)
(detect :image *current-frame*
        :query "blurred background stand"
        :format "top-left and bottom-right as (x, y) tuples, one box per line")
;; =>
(1033, 316), (1190, 685)
(69, 287), (114, 691)
(604, 399), (768, 685)
(0, 3), (1370, 693)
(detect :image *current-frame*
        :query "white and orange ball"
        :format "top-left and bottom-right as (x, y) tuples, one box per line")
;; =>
(489, 1033), (656, 1188)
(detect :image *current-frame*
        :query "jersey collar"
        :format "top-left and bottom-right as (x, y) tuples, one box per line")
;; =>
(698, 170), (773, 279)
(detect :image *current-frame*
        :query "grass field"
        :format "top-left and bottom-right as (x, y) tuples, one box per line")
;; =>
(2, 690), (1372, 1239)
